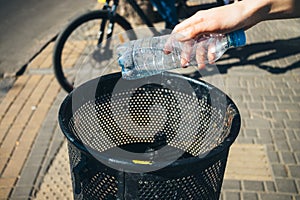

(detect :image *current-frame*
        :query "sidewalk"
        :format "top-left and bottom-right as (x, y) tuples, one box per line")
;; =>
(1, 6), (300, 200)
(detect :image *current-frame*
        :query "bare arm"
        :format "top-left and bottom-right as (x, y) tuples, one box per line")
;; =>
(172, 0), (300, 41)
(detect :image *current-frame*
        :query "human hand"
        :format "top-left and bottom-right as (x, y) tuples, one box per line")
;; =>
(164, 32), (227, 69)
(165, 2), (251, 69)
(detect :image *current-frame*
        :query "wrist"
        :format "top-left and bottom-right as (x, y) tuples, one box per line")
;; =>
(241, 0), (271, 27)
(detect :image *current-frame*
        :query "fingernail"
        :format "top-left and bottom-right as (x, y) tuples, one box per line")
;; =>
(181, 58), (189, 67)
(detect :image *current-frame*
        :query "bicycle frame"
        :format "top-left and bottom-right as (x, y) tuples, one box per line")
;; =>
(97, 0), (160, 47)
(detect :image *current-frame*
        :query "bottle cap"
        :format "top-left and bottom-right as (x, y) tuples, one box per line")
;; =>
(229, 29), (246, 47)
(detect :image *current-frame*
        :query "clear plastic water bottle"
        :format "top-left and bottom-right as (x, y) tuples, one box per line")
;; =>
(117, 30), (246, 80)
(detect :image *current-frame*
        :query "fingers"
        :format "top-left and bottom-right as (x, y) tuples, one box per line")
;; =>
(195, 40), (206, 69)
(207, 41), (217, 65)
(195, 38), (217, 69)
(180, 40), (194, 67)
(163, 35), (175, 54)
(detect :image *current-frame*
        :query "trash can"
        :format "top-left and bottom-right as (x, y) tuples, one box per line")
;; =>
(58, 72), (241, 200)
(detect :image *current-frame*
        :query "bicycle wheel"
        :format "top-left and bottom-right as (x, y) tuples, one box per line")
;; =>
(53, 10), (137, 93)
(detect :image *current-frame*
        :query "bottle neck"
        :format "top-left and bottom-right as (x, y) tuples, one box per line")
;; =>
(226, 30), (246, 48)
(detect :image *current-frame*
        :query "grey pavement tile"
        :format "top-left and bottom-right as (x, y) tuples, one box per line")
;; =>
(295, 152), (300, 164)
(271, 164), (288, 178)
(276, 102), (300, 111)
(24, 155), (45, 167)
(265, 144), (276, 151)
(295, 130), (300, 137)
(297, 180), (300, 196)
(278, 96), (292, 103)
(275, 178), (298, 193)
(222, 180), (241, 191)
(289, 140), (300, 152)
(15, 165), (40, 187)
(236, 137), (255, 144)
(280, 151), (297, 164)
(285, 130), (297, 141)
(247, 102), (264, 110)
(274, 140), (291, 151)
(244, 129), (258, 138)
(245, 118), (271, 129)
(284, 120), (300, 129)
(288, 165), (300, 178)
(259, 193), (294, 200)
(264, 102), (277, 110)
(267, 151), (280, 164)
(242, 192), (259, 200)
(258, 129), (272, 138)
(224, 191), (241, 200)
(10, 186), (33, 199)
(272, 130), (287, 140)
(243, 180), (265, 192)
(263, 95), (279, 102)
(291, 96), (300, 103)
(288, 111), (300, 120)
(265, 181), (276, 192)
(271, 121), (286, 129)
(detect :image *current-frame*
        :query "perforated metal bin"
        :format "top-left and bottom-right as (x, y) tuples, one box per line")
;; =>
(58, 72), (241, 200)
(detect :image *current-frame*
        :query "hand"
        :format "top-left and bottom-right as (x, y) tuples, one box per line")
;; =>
(166, 1), (251, 69)
(172, 2), (249, 41)
(164, 33), (226, 69)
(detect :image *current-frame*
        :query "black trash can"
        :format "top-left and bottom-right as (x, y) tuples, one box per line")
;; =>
(58, 72), (241, 200)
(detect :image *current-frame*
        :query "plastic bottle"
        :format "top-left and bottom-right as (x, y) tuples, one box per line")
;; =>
(117, 30), (246, 80)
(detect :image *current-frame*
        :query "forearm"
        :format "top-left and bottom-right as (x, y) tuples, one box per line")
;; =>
(243, 0), (300, 24)
(172, 0), (299, 41)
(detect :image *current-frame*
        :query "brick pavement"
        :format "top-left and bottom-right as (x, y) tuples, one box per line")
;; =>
(0, 3), (300, 200)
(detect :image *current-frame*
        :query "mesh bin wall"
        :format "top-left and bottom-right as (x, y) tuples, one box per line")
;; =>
(59, 72), (241, 200)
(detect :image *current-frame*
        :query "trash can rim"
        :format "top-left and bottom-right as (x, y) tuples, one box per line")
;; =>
(58, 72), (241, 172)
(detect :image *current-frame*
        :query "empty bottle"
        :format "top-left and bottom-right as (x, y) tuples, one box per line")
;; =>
(117, 30), (246, 80)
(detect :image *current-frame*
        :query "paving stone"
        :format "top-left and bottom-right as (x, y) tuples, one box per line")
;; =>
(265, 181), (276, 192)
(272, 130), (287, 140)
(295, 152), (300, 164)
(248, 102), (264, 110)
(222, 180), (241, 190)
(280, 151), (297, 164)
(271, 164), (288, 177)
(279, 95), (292, 102)
(243, 180), (265, 191)
(285, 130), (297, 140)
(242, 192), (259, 200)
(275, 178), (298, 193)
(260, 193), (293, 200)
(10, 186), (33, 198)
(276, 102), (300, 111)
(274, 140), (291, 151)
(284, 120), (300, 129)
(15, 165), (40, 187)
(288, 165), (300, 178)
(264, 95), (279, 102)
(243, 128), (256, 136)
(272, 121), (286, 129)
(245, 118), (271, 129)
(224, 191), (241, 200)
(290, 140), (300, 152)
(267, 151), (280, 163)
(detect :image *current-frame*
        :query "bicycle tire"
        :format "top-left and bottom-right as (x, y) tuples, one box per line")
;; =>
(53, 10), (137, 93)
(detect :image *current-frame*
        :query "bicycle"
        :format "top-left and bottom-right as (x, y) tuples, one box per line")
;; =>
(53, 0), (215, 93)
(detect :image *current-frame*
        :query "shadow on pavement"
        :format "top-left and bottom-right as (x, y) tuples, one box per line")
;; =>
(188, 36), (300, 78)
